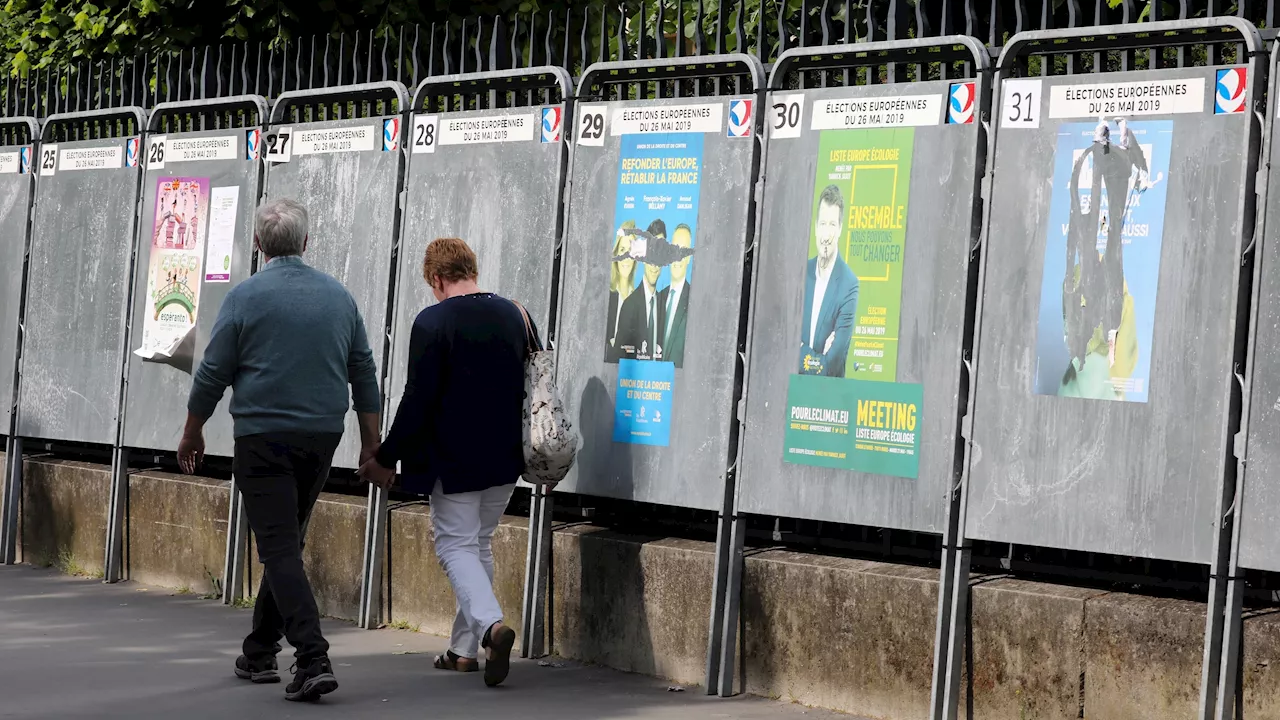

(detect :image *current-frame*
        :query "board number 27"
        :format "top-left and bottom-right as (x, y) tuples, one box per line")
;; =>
(1001, 79), (1042, 129)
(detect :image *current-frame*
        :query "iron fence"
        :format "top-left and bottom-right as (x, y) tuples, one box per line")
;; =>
(2, 0), (1275, 119)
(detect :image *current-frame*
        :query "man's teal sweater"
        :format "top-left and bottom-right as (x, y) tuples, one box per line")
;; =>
(187, 255), (380, 438)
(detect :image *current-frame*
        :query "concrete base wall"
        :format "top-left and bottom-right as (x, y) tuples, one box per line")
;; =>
(12, 456), (1280, 720)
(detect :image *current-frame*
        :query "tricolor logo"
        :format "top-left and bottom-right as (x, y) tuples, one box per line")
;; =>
(246, 129), (261, 161)
(19, 147), (30, 174)
(727, 99), (753, 138)
(541, 107), (562, 143)
(125, 138), (140, 167)
(1215, 68), (1247, 114)
(383, 118), (400, 151)
(947, 82), (976, 124)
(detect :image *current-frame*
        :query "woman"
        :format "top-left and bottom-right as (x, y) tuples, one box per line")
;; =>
(606, 221), (637, 361)
(360, 237), (536, 687)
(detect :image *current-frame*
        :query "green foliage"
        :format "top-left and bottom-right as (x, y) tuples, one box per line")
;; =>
(0, 0), (503, 77)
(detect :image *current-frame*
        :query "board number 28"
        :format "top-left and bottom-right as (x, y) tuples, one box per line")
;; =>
(412, 114), (439, 154)
(1001, 79), (1042, 129)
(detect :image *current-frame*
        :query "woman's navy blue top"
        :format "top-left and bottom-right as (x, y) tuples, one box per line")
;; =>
(376, 292), (539, 495)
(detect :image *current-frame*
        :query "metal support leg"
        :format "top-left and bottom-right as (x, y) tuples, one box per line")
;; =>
(937, 539), (973, 720)
(0, 436), (22, 564)
(103, 447), (130, 583)
(1200, 565), (1231, 718)
(1214, 571), (1246, 720)
(522, 486), (552, 658)
(714, 515), (746, 697)
(221, 480), (248, 605)
(929, 541), (961, 716)
(703, 509), (732, 694)
(358, 484), (388, 629)
(1212, 471), (1248, 720)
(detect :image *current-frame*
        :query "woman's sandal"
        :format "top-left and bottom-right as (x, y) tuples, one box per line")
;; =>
(433, 650), (478, 673)
(483, 622), (517, 688)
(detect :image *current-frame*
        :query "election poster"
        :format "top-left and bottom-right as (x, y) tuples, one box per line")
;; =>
(1034, 119), (1172, 402)
(134, 176), (210, 362)
(785, 126), (923, 478)
(784, 375), (922, 478)
(798, 128), (913, 382)
(607, 131), (704, 446)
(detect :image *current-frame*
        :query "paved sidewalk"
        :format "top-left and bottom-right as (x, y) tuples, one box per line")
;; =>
(0, 565), (848, 719)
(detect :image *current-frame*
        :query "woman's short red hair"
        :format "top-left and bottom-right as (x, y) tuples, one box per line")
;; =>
(423, 237), (479, 285)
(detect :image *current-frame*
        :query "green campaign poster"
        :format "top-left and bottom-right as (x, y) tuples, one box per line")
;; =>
(784, 374), (922, 479)
(798, 128), (914, 383)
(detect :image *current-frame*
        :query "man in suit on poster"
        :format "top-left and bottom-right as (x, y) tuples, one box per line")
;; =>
(616, 219), (668, 361)
(799, 184), (859, 377)
(659, 223), (693, 367)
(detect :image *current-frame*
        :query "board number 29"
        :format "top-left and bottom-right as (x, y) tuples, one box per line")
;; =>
(578, 106), (606, 147)
(770, 94), (804, 139)
(1001, 79), (1042, 129)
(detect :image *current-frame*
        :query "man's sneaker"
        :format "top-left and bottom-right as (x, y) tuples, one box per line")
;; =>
(284, 658), (338, 702)
(234, 654), (280, 684)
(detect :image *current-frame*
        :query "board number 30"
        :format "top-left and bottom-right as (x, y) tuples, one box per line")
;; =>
(771, 94), (804, 139)
(1001, 79), (1042, 129)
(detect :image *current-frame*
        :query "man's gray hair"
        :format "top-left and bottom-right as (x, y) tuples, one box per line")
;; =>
(255, 198), (309, 257)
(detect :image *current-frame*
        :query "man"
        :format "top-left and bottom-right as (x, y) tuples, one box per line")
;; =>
(799, 184), (859, 377)
(659, 223), (693, 368)
(177, 197), (381, 703)
(616, 219), (667, 361)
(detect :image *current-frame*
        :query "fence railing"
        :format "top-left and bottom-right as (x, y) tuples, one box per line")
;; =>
(2, 0), (1274, 119)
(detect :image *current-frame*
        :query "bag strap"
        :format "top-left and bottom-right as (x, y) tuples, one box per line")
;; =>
(510, 299), (538, 354)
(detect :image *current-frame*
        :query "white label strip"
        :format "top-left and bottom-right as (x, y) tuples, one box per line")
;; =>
(1048, 78), (1205, 118)
(292, 125), (377, 156)
(769, 94), (805, 139)
(438, 113), (536, 145)
(610, 103), (723, 135)
(1000, 79), (1043, 129)
(811, 94), (944, 130)
(576, 105), (607, 146)
(411, 114), (439, 154)
(60, 145), (123, 171)
(39, 144), (58, 176)
(0, 151), (18, 174)
(168, 135), (240, 163)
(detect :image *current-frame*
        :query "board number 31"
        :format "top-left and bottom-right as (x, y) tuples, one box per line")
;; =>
(1001, 79), (1042, 129)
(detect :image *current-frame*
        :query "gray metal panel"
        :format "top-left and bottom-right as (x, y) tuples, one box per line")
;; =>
(737, 80), (984, 532)
(264, 115), (402, 470)
(387, 106), (563, 437)
(1238, 46), (1280, 573)
(0, 147), (34, 436)
(18, 138), (142, 445)
(554, 96), (756, 511)
(120, 128), (260, 457)
(966, 67), (1251, 564)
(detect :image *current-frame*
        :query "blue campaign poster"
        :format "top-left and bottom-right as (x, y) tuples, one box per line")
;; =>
(1034, 119), (1173, 403)
(614, 359), (676, 446)
(603, 133), (703, 369)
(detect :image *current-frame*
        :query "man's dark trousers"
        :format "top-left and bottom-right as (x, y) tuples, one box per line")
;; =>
(233, 431), (342, 665)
